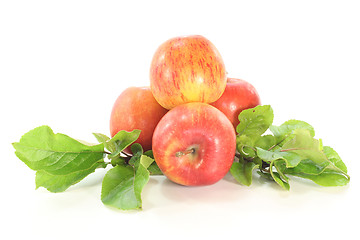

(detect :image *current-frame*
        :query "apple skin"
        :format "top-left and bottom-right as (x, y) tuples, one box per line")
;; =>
(110, 86), (168, 154)
(150, 35), (227, 109)
(211, 78), (261, 129)
(152, 102), (236, 186)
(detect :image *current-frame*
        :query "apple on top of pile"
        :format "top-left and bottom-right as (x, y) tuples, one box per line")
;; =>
(110, 36), (260, 186)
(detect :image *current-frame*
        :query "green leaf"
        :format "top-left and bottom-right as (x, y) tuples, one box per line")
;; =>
(109, 130), (141, 151)
(128, 151), (163, 175)
(323, 146), (347, 173)
(230, 158), (259, 186)
(255, 135), (276, 150)
(270, 120), (315, 145)
(139, 154), (154, 169)
(108, 130), (141, 157)
(257, 170), (273, 180)
(101, 155), (153, 210)
(147, 161), (163, 175)
(143, 151), (163, 175)
(93, 133), (115, 152)
(273, 160), (289, 182)
(127, 143), (144, 168)
(252, 157), (264, 169)
(101, 165), (139, 210)
(12, 126), (105, 175)
(236, 105), (274, 139)
(289, 169), (350, 186)
(271, 171), (290, 190)
(110, 155), (127, 167)
(281, 129), (329, 168)
(284, 146), (349, 186)
(128, 152), (143, 169)
(236, 135), (257, 158)
(256, 147), (303, 167)
(144, 150), (154, 158)
(35, 162), (106, 193)
(270, 161), (290, 190)
(280, 130), (349, 175)
(284, 159), (327, 175)
(131, 143), (143, 156)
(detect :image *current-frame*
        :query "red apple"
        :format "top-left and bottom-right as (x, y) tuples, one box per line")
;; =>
(211, 78), (261, 129)
(150, 35), (227, 109)
(152, 102), (236, 186)
(110, 86), (168, 154)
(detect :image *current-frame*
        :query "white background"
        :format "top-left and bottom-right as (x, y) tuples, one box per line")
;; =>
(1, 0), (359, 239)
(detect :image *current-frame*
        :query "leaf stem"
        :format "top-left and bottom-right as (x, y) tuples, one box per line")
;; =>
(244, 145), (257, 152)
(280, 148), (304, 152)
(122, 151), (132, 157)
(268, 134), (292, 151)
(322, 151), (351, 179)
(235, 152), (242, 159)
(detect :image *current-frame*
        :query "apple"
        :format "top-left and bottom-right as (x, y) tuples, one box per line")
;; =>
(150, 35), (227, 109)
(211, 78), (261, 129)
(152, 102), (236, 186)
(110, 86), (168, 154)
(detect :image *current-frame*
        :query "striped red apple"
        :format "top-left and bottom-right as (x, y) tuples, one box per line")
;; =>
(150, 35), (227, 109)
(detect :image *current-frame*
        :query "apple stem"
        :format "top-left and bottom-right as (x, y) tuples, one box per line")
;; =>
(175, 148), (195, 157)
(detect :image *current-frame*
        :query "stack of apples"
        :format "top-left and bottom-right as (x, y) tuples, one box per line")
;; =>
(110, 36), (260, 186)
